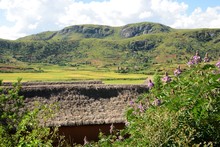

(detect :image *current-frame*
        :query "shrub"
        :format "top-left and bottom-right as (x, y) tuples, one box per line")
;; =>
(93, 60), (220, 146)
(123, 64), (220, 146)
(0, 79), (65, 146)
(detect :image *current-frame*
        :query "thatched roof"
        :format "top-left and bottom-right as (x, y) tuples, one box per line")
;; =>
(2, 80), (103, 86)
(4, 82), (148, 126)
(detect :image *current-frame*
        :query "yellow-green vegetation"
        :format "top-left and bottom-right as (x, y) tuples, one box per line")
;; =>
(0, 64), (149, 84)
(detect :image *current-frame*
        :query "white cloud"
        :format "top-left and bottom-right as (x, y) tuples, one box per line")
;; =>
(58, 0), (148, 26)
(0, 0), (71, 39)
(0, 0), (220, 40)
(0, 23), (27, 40)
(172, 7), (220, 28)
(139, 11), (152, 19)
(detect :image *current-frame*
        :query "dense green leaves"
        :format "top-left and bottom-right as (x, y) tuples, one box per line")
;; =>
(92, 62), (220, 146)
(0, 80), (63, 146)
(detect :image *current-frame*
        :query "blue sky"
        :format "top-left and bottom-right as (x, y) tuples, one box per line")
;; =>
(0, 0), (220, 40)
(177, 0), (220, 13)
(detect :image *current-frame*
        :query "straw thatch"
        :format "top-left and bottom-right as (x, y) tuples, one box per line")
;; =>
(2, 80), (103, 86)
(4, 83), (148, 126)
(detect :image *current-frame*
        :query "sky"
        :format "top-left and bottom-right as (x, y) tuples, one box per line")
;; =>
(0, 0), (220, 40)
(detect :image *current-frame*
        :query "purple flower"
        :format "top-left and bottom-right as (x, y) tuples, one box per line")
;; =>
(187, 50), (201, 66)
(152, 98), (161, 106)
(174, 69), (181, 76)
(163, 76), (172, 83)
(129, 99), (134, 106)
(174, 66), (182, 76)
(193, 50), (201, 64)
(162, 72), (172, 83)
(147, 79), (154, 88)
(203, 57), (210, 62)
(138, 103), (144, 112)
(203, 53), (210, 62)
(193, 55), (201, 64)
(187, 60), (194, 67)
(216, 61), (220, 68)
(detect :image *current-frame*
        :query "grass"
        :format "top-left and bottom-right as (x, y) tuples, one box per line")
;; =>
(0, 64), (150, 84)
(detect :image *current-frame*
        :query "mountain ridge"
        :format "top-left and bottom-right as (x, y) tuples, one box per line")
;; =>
(0, 21), (220, 74)
(17, 22), (173, 41)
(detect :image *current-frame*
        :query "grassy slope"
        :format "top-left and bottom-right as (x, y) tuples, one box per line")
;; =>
(17, 22), (171, 41)
(0, 22), (220, 83)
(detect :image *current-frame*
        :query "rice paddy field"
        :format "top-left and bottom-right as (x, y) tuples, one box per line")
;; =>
(0, 64), (151, 84)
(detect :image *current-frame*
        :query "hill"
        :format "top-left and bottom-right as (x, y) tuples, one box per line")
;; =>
(18, 22), (172, 41)
(0, 22), (220, 74)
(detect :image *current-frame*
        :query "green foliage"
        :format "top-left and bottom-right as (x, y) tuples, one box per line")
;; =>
(1, 22), (220, 72)
(0, 79), (64, 146)
(92, 62), (220, 146)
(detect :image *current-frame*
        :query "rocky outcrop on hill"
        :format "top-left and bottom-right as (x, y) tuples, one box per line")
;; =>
(120, 23), (171, 38)
(186, 29), (220, 42)
(128, 40), (157, 51)
(17, 22), (172, 41)
(58, 25), (114, 38)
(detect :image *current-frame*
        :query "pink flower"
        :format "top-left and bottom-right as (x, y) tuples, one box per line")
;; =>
(216, 61), (220, 68)
(138, 103), (144, 112)
(187, 57), (195, 67)
(203, 53), (210, 62)
(193, 55), (201, 64)
(152, 98), (161, 106)
(129, 99), (134, 106)
(162, 72), (172, 83)
(187, 50), (201, 66)
(147, 79), (154, 89)
(193, 50), (201, 64)
(174, 66), (182, 76)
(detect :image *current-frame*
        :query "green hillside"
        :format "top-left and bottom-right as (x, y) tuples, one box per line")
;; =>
(0, 22), (220, 74)
(18, 22), (172, 41)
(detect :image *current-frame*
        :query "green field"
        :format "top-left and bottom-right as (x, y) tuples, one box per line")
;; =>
(0, 64), (151, 84)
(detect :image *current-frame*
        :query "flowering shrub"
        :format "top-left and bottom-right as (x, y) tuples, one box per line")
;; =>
(92, 55), (220, 146)
(122, 63), (219, 146)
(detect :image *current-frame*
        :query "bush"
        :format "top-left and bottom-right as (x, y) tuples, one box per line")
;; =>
(92, 60), (220, 146)
(0, 79), (65, 146)
(124, 64), (220, 146)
